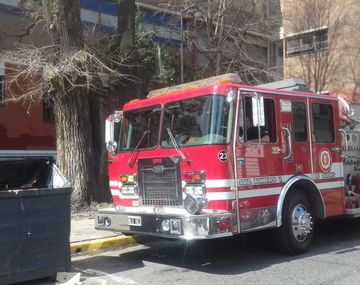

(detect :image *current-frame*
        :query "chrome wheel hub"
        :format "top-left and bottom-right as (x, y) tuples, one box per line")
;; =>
(291, 204), (313, 242)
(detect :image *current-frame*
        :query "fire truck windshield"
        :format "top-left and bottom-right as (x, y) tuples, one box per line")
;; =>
(118, 106), (161, 151)
(161, 95), (233, 147)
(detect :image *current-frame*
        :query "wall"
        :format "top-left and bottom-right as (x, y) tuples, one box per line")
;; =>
(0, 62), (56, 150)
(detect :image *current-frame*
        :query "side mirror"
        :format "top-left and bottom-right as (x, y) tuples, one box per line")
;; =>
(226, 88), (236, 103)
(251, 95), (265, 127)
(114, 110), (123, 123)
(107, 141), (118, 153)
(105, 111), (123, 153)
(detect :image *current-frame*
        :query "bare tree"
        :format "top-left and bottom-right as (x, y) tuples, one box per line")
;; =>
(0, 0), (135, 210)
(154, 0), (282, 84)
(343, 38), (360, 101)
(341, 2), (360, 102)
(283, 0), (353, 93)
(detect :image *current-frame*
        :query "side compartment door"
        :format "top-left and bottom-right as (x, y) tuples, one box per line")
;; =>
(310, 99), (344, 216)
(279, 99), (312, 177)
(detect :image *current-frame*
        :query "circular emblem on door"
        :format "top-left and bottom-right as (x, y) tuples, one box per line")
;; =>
(218, 150), (228, 162)
(319, 148), (331, 172)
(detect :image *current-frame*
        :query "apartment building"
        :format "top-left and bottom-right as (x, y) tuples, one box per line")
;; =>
(282, 0), (360, 103)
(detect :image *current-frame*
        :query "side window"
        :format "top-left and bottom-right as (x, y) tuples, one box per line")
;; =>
(241, 96), (276, 143)
(312, 103), (334, 143)
(292, 102), (307, 142)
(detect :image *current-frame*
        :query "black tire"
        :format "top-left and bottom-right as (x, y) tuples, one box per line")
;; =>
(274, 191), (314, 254)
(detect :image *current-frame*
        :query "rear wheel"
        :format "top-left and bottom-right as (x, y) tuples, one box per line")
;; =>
(275, 191), (314, 254)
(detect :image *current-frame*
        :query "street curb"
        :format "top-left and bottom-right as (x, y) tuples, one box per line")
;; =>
(70, 235), (138, 254)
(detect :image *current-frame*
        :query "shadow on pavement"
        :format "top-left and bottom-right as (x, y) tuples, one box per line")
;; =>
(72, 217), (360, 277)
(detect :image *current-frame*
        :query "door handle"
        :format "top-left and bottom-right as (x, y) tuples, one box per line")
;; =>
(339, 129), (347, 157)
(282, 127), (292, 160)
(332, 146), (340, 152)
(272, 146), (282, 154)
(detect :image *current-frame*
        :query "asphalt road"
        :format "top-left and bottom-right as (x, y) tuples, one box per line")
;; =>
(25, 218), (360, 285)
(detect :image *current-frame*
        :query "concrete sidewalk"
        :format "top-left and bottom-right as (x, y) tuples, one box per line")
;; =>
(70, 216), (138, 254)
(71, 216), (116, 243)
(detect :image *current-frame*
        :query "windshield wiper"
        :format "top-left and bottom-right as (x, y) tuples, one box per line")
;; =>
(128, 130), (149, 167)
(167, 128), (190, 164)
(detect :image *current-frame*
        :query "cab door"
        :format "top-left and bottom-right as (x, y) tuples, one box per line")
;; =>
(279, 98), (312, 177)
(309, 98), (344, 216)
(234, 91), (284, 232)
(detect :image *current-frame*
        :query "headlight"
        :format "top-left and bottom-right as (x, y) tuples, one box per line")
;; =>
(161, 219), (170, 232)
(120, 185), (136, 195)
(119, 174), (137, 195)
(185, 185), (205, 196)
(184, 195), (208, 214)
(109, 181), (123, 188)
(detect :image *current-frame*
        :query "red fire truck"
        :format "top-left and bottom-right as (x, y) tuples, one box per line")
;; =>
(96, 73), (360, 254)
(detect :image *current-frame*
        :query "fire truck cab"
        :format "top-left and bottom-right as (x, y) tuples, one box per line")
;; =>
(96, 74), (360, 254)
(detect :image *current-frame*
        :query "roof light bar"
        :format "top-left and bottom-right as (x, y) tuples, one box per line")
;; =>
(147, 73), (241, 98)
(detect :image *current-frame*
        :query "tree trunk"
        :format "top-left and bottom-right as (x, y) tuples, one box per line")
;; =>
(42, 0), (96, 209)
(114, 0), (146, 106)
(118, 0), (136, 57)
(42, 0), (84, 49)
(54, 92), (95, 208)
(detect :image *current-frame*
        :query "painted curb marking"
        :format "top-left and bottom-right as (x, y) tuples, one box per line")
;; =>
(70, 235), (137, 254)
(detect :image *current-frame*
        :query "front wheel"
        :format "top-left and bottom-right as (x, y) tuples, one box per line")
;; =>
(274, 192), (314, 254)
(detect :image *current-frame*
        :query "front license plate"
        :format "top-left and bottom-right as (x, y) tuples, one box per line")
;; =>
(128, 216), (142, 226)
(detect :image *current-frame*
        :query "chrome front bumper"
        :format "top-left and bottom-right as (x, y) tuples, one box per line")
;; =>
(95, 207), (237, 240)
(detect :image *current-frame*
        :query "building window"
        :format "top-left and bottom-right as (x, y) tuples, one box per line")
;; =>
(0, 75), (4, 104)
(43, 101), (55, 122)
(286, 28), (328, 57)
(312, 103), (334, 143)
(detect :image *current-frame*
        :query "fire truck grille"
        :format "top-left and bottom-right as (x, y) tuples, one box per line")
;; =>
(138, 157), (182, 206)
